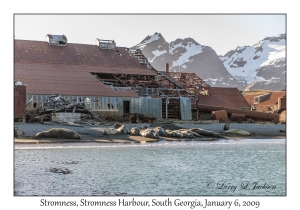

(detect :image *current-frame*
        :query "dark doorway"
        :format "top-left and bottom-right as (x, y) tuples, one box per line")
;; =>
(123, 101), (130, 114)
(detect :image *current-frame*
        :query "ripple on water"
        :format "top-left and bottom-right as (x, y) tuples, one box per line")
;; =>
(14, 139), (286, 196)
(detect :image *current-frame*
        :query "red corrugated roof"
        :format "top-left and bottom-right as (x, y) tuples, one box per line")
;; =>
(198, 87), (250, 108)
(14, 40), (158, 97)
(243, 94), (262, 106)
(15, 63), (139, 97)
(258, 91), (286, 106)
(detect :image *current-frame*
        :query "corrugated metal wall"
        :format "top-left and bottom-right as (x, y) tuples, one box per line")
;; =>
(180, 97), (192, 120)
(14, 85), (26, 120)
(25, 95), (162, 119)
(130, 97), (162, 119)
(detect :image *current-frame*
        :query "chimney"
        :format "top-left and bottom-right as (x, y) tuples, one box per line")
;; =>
(165, 63), (169, 73)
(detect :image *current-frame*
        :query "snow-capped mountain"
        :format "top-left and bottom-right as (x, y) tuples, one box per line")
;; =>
(220, 34), (286, 90)
(132, 32), (286, 90)
(134, 32), (245, 89)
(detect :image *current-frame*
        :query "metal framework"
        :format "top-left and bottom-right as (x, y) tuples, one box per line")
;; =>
(167, 72), (211, 95)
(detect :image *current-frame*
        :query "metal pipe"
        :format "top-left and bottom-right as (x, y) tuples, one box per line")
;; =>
(197, 104), (280, 122)
(165, 97), (169, 119)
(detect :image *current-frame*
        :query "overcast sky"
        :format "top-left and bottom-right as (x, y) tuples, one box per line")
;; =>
(14, 14), (285, 55)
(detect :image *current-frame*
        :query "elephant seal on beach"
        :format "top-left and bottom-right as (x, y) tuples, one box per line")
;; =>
(153, 127), (167, 137)
(188, 130), (202, 137)
(221, 129), (252, 136)
(171, 130), (183, 138)
(130, 127), (140, 135)
(179, 129), (194, 138)
(223, 123), (230, 131)
(190, 128), (221, 138)
(140, 128), (159, 139)
(104, 128), (119, 135)
(165, 129), (176, 137)
(14, 127), (25, 138)
(113, 123), (123, 129)
(140, 123), (150, 129)
(33, 128), (81, 139)
(117, 125), (129, 134)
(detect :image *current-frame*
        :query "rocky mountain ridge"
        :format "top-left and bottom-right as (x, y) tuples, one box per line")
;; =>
(133, 32), (286, 90)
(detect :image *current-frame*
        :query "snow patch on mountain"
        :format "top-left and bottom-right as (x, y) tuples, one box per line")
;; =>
(171, 42), (203, 68)
(149, 49), (167, 62)
(220, 34), (286, 84)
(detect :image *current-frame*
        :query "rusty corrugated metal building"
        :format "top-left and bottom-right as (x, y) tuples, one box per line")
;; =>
(243, 91), (286, 112)
(14, 37), (164, 118)
(197, 87), (251, 109)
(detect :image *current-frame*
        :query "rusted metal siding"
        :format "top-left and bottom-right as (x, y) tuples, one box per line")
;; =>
(130, 97), (162, 119)
(180, 97), (192, 120)
(14, 85), (26, 120)
(278, 96), (286, 110)
(211, 110), (229, 122)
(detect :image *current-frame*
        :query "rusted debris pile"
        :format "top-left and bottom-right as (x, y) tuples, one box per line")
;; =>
(26, 94), (101, 123)
(121, 113), (156, 123)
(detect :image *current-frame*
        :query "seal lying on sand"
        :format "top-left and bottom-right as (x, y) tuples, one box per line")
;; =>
(188, 130), (202, 137)
(153, 127), (167, 137)
(113, 123), (123, 129)
(165, 129), (176, 137)
(161, 123), (186, 131)
(140, 128), (159, 139)
(140, 123), (150, 129)
(179, 129), (194, 138)
(34, 128), (81, 139)
(171, 130), (183, 138)
(130, 127), (140, 135)
(117, 125), (129, 134)
(221, 129), (252, 136)
(190, 128), (221, 138)
(104, 128), (119, 135)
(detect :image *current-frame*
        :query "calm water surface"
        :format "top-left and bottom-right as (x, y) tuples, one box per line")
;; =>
(14, 139), (286, 196)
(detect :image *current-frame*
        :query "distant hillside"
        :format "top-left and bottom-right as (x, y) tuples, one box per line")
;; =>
(132, 32), (286, 91)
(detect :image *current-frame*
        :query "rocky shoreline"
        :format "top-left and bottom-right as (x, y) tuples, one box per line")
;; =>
(14, 121), (286, 144)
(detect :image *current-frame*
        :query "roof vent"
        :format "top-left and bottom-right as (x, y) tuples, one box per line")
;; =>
(95, 39), (116, 49)
(46, 34), (67, 46)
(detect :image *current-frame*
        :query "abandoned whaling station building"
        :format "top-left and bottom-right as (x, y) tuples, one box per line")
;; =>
(14, 34), (198, 121)
(14, 34), (285, 123)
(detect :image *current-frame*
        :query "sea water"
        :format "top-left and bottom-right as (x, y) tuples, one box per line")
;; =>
(14, 139), (286, 196)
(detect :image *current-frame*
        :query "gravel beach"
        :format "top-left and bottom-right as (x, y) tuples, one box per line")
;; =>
(14, 121), (286, 144)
